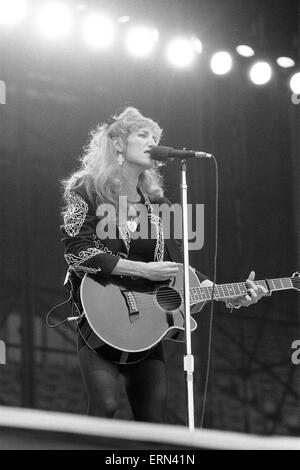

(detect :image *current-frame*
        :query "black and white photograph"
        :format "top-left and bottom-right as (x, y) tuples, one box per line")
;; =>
(0, 0), (299, 453)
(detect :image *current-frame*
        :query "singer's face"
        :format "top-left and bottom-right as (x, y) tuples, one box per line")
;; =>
(125, 127), (158, 170)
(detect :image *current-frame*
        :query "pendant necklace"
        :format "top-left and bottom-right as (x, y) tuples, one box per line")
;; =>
(127, 203), (139, 232)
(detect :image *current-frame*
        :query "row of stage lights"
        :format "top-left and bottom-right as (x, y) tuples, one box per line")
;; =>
(1, 0), (300, 94)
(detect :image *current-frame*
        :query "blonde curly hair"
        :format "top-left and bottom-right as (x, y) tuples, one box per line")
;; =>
(62, 107), (164, 207)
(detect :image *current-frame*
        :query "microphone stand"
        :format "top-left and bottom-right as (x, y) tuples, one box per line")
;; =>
(180, 159), (195, 431)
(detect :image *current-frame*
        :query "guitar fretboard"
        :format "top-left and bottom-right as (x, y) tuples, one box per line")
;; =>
(180, 278), (294, 304)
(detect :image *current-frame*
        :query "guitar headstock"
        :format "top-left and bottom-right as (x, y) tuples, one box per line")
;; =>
(291, 272), (300, 291)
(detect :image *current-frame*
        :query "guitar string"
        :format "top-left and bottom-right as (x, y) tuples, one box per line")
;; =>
(117, 280), (273, 300)
(126, 290), (233, 301)
(117, 279), (293, 303)
(123, 284), (253, 297)
(134, 291), (229, 301)
(90, 280), (294, 311)
(126, 291), (238, 308)
(132, 280), (294, 307)
(120, 285), (254, 306)
(119, 279), (293, 308)
(121, 285), (253, 302)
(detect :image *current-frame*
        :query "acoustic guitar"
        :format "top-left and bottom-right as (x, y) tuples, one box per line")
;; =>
(79, 264), (300, 364)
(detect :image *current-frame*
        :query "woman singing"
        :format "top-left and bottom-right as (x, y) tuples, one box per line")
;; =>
(61, 107), (266, 422)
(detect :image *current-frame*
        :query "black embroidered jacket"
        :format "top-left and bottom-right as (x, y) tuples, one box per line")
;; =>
(61, 186), (207, 283)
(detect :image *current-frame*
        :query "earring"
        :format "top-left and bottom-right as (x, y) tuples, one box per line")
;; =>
(117, 153), (125, 166)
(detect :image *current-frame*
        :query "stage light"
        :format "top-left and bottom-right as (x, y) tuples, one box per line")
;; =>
(249, 61), (272, 85)
(0, 0), (27, 25)
(166, 38), (195, 68)
(82, 14), (114, 49)
(36, 2), (73, 39)
(276, 57), (295, 68)
(290, 72), (300, 94)
(210, 51), (233, 75)
(236, 45), (255, 57)
(126, 26), (159, 58)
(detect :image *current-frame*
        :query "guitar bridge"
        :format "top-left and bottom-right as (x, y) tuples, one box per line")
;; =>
(121, 290), (140, 323)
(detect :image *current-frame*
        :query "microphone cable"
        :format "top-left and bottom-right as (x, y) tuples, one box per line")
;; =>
(198, 154), (219, 428)
(45, 293), (73, 328)
(45, 271), (82, 328)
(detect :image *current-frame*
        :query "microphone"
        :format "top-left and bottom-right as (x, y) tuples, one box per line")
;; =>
(150, 146), (213, 161)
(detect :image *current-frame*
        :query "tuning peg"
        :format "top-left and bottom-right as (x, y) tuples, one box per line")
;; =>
(292, 272), (300, 278)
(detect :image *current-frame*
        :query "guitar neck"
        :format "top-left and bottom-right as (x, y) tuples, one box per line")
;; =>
(183, 277), (294, 304)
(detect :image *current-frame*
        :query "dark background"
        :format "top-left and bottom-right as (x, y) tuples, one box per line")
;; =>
(0, 0), (299, 435)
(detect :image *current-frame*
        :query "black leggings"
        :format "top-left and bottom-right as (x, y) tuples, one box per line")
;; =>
(78, 344), (168, 423)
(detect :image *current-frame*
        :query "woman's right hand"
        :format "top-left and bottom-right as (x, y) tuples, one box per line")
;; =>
(142, 261), (179, 281)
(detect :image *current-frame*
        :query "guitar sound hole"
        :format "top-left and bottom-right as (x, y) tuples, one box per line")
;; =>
(156, 286), (182, 311)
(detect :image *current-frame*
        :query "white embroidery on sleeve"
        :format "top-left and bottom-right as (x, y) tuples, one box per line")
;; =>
(64, 193), (89, 237)
(64, 248), (103, 274)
